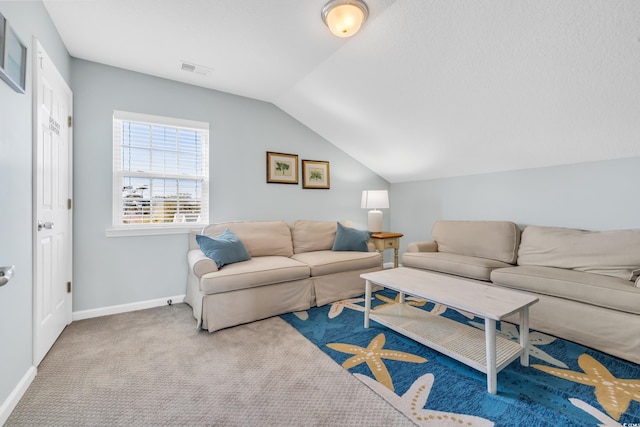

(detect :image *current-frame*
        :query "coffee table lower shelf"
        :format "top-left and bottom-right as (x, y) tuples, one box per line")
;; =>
(369, 304), (523, 378)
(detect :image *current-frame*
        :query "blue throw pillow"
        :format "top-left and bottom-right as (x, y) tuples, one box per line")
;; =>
(196, 229), (251, 269)
(331, 222), (372, 252)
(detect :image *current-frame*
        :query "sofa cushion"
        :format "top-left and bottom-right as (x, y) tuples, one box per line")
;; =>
(196, 229), (251, 269)
(291, 220), (339, 254)
(291, 250), (381, 277)
(402, 252), (513, 281)
(517, 226), (640, 281)
(491, 266), (640, 315)
(432, 221), (521, 264)
(332, 223), (371, 252)
(199, 256), (310, 295)
(201, 220), (293, 257)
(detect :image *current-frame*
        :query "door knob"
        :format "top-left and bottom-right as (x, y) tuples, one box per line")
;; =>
(0, 266), (15, 287)
(37, 221), (54, 231)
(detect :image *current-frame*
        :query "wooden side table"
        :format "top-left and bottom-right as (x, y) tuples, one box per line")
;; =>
(369, 232), (403, 268)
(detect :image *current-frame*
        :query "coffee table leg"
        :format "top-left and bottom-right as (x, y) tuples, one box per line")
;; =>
(364, 280), (372, 328)
(520, 307), (530, 366)
(485, 318), (497, 394)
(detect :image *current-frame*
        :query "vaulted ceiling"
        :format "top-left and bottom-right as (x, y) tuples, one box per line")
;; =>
(43, 0), (640, 183)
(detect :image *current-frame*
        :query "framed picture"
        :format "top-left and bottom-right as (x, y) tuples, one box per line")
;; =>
(266, 151), (299, 184)
(302, 160), (330, 189)
(0, 13), (27, 94)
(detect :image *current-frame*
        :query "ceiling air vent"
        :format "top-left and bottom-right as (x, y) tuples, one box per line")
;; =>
(180, 61), (212, 77)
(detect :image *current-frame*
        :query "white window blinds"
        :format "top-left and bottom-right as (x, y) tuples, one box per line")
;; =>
(112, 111), (209, 230)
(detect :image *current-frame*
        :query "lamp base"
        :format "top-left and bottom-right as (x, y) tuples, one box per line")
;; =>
(367, 209), (383, 233)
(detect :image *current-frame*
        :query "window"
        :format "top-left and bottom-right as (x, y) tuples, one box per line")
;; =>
(109, 111), (209, 236)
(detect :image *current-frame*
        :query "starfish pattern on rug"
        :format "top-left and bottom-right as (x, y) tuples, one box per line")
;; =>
(327, 297), (368, 319)
(294, 312), (344, 340)
(354, 372), (495, 426)
(533, 354), (640, 420)
(375, 292), (475, 319)
(327, 333), (427, 392)
(468, 321), (568, 368)
(292, 310), (308, 320)
(569, 398), (623, 427)
(374, 293), (427, 309)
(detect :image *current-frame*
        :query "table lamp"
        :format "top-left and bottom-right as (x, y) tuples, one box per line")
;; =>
(361, 190), (389, 232)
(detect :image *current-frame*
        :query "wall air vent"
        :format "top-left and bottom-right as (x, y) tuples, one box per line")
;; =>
(180, 61), (212, 77)
(181, 62), (196, 72)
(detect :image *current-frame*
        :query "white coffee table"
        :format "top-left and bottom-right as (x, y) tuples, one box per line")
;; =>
(361, 267), (538, 394)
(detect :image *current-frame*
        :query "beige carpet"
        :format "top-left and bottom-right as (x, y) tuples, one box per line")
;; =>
(6, 303), (414, 426)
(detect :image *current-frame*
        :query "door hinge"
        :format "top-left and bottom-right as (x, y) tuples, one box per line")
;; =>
(67, 282), (71, 293)
(68, 116), (72, 127)
(68, 198), (72, 210)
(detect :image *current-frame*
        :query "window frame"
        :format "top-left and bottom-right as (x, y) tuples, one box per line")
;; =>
(107, 110), (209, 237)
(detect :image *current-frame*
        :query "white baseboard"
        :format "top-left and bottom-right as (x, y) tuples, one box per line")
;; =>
(0, 366), (36, 426)
(72, 294), (186, 321)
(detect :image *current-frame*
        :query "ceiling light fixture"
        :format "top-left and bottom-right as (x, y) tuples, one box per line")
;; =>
(321, 0), (369, 38)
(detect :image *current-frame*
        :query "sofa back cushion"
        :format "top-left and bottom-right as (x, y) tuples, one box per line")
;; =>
(291, 220), (354, 254)
(201, 220), (293, 257)
(432, 220), (521, 264)
(517, 226), (640, 281)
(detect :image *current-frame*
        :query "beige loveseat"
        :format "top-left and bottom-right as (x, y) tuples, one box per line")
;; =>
(402, 220), (640, 364)
(185, 220), (382, 332)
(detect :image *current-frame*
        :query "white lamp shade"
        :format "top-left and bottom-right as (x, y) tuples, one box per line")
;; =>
(361, 190), (389, 209)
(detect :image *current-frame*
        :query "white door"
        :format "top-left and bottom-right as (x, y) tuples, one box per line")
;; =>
(33, 40), (73, 366)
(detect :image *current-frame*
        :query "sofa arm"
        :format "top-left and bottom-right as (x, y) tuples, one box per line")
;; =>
(188, 249), (218, 278)
(407, 241), (438, 253)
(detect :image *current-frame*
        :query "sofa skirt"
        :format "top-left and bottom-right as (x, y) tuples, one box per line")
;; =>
(503, 292), (640, 365)
(313, 267), (382, 306)
(201, 278), (314, 332)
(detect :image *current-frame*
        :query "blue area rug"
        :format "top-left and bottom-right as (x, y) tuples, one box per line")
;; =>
(281, 289), (640, 426)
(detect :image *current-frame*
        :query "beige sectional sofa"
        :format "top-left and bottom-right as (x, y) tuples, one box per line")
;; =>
(403, 220), (640, 364)
(185, 220), (382, 332)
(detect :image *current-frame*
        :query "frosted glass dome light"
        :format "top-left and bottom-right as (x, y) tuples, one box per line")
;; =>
(322, 0), (369, 38)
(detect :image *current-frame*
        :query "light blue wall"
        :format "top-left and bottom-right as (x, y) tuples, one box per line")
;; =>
(71, 59), (389, 312)
(390, 157), (640, 255)
(0, 0), (70, 413)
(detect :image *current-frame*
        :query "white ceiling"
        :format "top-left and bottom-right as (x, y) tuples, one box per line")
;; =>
(43, 0), (640, 183)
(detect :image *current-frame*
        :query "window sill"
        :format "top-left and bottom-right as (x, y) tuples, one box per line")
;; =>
(105, 225), (203, 237)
